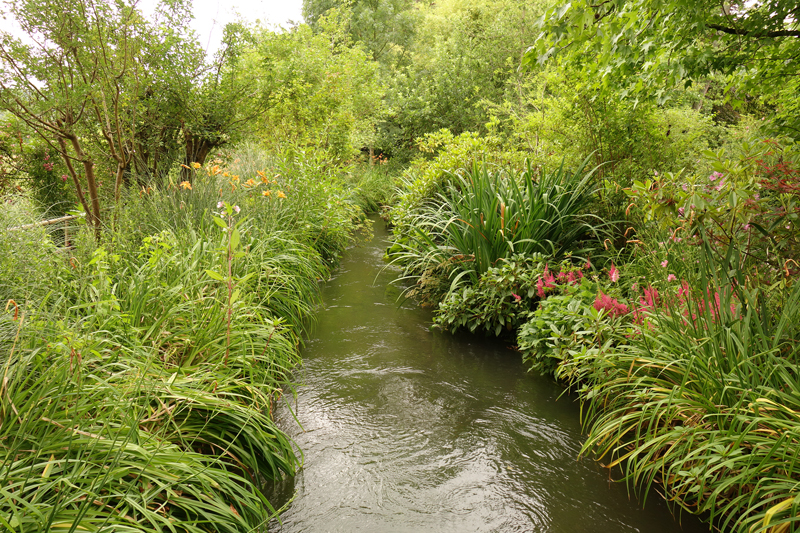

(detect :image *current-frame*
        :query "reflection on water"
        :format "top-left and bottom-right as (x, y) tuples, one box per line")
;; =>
(268, 218), (706, 533)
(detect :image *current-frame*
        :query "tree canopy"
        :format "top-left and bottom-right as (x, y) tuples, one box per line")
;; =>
(526, 0), (800, 133)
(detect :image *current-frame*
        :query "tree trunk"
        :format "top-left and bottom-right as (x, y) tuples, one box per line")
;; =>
(181, 131), (218, 181)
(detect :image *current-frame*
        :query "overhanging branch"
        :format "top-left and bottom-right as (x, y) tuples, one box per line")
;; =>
(708, 24), (800, 38)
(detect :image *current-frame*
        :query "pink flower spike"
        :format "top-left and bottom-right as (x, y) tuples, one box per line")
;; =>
(511, 293), (521, 302)
(609, 264), (619, 283)
(661, 260), (669, 268)
(536, 278), (545, 299)
(667, 274), (677, 282)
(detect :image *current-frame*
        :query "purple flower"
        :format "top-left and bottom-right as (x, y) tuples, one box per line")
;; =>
(709, 172), (723, 181)
(678, 207), (685, 217)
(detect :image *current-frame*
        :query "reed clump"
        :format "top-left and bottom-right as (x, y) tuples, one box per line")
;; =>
(0, 147), (366, 531)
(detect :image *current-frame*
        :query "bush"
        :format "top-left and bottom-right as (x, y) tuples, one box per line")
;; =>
(391, 156), (601, 301)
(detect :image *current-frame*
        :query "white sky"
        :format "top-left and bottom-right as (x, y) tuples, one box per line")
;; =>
(189, 0), (305, 55)
(2, 0), (305, 57)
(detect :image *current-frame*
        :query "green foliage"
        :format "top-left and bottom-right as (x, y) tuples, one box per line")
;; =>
(304, 0), (420, 67)
(384, 0), (543, 149)
(626, 136), (800, 287)
(433, 254), (547, 336)
(0, 198), (71, 305)
(527, 0), (800, 134)
(243, 23), (386, 163)
(20, 145), (74, 217)
(393, 157), (600, 294)
(0, 142), (368, 531)
(389, 130), (517, 231)
(0, 0), (206, 233)
(348, 163), (398, 212)
(517, 277), (621, 378)
(580, 251), (800, 533)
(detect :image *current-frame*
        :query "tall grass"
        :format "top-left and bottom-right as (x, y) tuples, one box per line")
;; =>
(0, 145), (366, 531)
(579, 239), (800, 532)
(393, 157), (599, 288)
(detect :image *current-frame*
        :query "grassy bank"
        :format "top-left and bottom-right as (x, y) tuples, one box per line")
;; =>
(0, 148), (369, 531)
(388, 134), (800, 532)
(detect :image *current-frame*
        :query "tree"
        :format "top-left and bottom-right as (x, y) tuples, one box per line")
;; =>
(303, 0), (419, 67)
(0, 0), (202, 236)
(383, 0), (542, 154)
(525, 0), (800, 133)
(242, 22), (386, 162)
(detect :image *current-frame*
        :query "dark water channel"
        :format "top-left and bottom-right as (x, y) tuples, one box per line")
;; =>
(268, 218), (707, 533)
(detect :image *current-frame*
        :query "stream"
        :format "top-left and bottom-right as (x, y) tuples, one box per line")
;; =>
(268, 217), (707, 532)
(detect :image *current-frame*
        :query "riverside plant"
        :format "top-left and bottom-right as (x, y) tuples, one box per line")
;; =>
(205, 201), (250, 366)
(548, 234), (800, 532)
(580, 282), (800, 532)
(392, 156), (601, 298)
(0, 146), (372, 531)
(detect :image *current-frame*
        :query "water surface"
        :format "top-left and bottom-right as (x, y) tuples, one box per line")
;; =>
(269, 218), (706, 533)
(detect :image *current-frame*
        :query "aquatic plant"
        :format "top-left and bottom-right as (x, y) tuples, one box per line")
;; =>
(392, 157), (601, 297)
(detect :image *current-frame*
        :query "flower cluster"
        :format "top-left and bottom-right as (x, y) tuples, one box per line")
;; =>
(593, 292), (629, 317)
(535, 262), (587, 298)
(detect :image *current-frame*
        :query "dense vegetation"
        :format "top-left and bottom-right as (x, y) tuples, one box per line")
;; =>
(1, 0), (799, 531)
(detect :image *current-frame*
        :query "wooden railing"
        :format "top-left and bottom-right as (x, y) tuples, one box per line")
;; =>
(7, 214), (83, 232)
(7, 213), (84, 249)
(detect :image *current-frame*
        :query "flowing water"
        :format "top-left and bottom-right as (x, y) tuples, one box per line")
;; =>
(268, 218), (707, 533)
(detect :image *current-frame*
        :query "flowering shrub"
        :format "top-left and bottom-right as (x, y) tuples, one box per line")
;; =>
(626, 137), (800, 286)
(518, 277), (630, 378)
(433, 254), (548, 336)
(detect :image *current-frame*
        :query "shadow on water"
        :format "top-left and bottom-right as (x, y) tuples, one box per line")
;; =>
(267, 216), (709, 533)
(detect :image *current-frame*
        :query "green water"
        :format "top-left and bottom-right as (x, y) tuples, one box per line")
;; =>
(268, 218), (706, 532)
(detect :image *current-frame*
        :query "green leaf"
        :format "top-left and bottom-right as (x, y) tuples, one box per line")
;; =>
(205, 269), (224, 281)
(230, 228), (241, 250)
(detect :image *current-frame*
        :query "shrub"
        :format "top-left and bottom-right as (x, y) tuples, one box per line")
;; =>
(393, 156), (601, 299)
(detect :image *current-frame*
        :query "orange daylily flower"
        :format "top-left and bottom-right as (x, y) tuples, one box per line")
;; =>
(180, 181), (192, 190)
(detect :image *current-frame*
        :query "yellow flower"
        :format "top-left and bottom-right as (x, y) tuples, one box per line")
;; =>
(223, 171), (230, 178)
(209, 165), (221, 176)
(256, 170), (266, 178)
(260, 176), (270, 185)
(245, 178), (257, 187)
(179, 181), (192, 190)
(262, 190), (271, 197)
(230, 174), (239, 182)
(276, 190), (287, 199)
(191, 162), (201, 169)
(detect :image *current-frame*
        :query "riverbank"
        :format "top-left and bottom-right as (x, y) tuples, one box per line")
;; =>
(387, 138), (800, 532)
(267, 217), (708, 532)
(0, 151), (369, 531)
